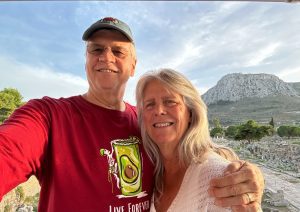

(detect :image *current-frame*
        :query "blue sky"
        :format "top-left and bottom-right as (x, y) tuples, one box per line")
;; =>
(1, 1), (300, 104)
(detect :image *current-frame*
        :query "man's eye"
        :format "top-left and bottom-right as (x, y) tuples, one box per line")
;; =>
(92, 48), (104, 53)
(113, 50), (123, 54)
(87, 46), (104, 55)
(113, 50), (126, 57)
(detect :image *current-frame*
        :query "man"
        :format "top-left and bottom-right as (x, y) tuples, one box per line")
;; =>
(0, 17), (263, 211)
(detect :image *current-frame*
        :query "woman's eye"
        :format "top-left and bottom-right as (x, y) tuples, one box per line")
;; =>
(144, 103), (154, 109)
(165, 100), (177, 106)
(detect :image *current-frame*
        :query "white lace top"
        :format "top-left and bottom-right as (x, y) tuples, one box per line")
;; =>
(150, 151), (231, 212)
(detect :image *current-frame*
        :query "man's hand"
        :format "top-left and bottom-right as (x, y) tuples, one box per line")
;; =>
(208, 160), (264, 212)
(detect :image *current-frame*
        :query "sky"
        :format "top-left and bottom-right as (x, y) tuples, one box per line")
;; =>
(0, 1), (300, 104)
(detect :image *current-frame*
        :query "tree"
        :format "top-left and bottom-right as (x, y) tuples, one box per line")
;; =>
(291, 126), (300, 137)
(24, 192), (40, 212)
(0, 88), (24, 123)
(269, 117), (275, 128)
(210, 117), (224, 138)
(15, 186), (25, 206)
(259, 125), (275, 137)
(210, 127), (224, 138)
(4, 204), (12, 212)
(212, 117), (221, 128)
(225, 125), (239, 138)
(277, 126), (289, 137)
(234, 120), (272, 143)
(278, 125), (300, 138)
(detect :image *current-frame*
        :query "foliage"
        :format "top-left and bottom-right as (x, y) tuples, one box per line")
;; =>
(24, 192), (39, 211)
(234, 120), (274, 143)
(277, 125), (300, 138)
(210, 127), (224, 138)
(210, 117), (225, 137)
(3, 189), (39, 212)
(4, 204), (12, 212)
(0, 88), (24, 123)
(212, 118), (221, 128)
(225, 125), (239, 138)
(15, 186), (25, 204)
(24, 192), (39, 206)
(269, 117), (275, 128)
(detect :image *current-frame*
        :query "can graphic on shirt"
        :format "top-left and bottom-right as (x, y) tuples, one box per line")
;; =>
(112, 137), (142, 196)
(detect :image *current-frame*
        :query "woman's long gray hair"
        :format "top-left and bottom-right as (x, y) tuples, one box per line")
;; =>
(136, 68), (237, 197)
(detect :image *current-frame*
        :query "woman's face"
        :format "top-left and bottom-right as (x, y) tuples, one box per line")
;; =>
(142, 80), (190, 150)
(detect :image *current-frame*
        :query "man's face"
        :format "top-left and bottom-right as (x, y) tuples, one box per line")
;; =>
(85, 30), (136, 95)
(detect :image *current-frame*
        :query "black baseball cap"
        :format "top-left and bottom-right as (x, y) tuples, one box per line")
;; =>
(82, 17), (134, 42)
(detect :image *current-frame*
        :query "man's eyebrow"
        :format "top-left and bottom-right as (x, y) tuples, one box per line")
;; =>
(112, 46), (130, 51)
(87, 42), (103, 47)
(87, 43), (129, 50)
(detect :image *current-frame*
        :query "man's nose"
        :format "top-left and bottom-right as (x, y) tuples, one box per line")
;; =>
(98, 48), (115, 63)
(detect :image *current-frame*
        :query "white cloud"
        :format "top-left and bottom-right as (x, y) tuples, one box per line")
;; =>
(190, 79), (210, 95)
(161, 41), (203, 70)
(277, 67), (300, 83)
(244, 43), (281, 67)
(0, 56), (88, 101)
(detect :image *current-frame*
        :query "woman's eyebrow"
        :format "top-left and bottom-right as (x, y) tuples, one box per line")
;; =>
(143, 98), (155, 104)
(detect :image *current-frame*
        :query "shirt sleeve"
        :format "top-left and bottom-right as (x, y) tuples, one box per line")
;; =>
(0, 99), (50, 200)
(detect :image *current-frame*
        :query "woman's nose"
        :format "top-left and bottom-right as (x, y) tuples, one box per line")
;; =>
(154, 104), (166, 116)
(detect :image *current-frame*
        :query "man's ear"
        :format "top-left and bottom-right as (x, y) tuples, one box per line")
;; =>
(130, 59), (137, 77)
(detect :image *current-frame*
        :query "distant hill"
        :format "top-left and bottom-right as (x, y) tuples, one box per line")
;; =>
(202, 73), (300, 126)
(289, 82), (300, 94)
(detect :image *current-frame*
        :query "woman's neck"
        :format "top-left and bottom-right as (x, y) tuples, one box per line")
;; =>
(154, 162), (188, 212)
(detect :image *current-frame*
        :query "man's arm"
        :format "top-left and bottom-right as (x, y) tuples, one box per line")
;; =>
(0, 99), (49, 200)
(209, 160), (264, 212)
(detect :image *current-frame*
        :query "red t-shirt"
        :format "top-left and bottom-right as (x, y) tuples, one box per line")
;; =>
(0, 95), (154, 211)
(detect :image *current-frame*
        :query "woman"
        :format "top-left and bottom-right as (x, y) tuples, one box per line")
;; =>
(136, 68), (238, 212)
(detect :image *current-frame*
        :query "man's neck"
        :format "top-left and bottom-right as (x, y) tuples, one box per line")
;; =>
(82, 90), (126, 111)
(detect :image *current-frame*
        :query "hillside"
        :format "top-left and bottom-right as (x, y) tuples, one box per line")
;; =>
(289, 82), (300, 94)
(203, 73), (300, 126)
(203, 73), (298, 105)
(207, 95), (300, 126)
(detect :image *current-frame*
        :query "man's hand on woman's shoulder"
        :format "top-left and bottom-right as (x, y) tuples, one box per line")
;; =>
(208, 160), (264, 212)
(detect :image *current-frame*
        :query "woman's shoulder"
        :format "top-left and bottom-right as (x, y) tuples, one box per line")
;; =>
(192, 151), (230, 179)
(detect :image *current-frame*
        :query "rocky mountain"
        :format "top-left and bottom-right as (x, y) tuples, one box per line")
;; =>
(290, 82), (300, 94)
(202, 73), (298, 105)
